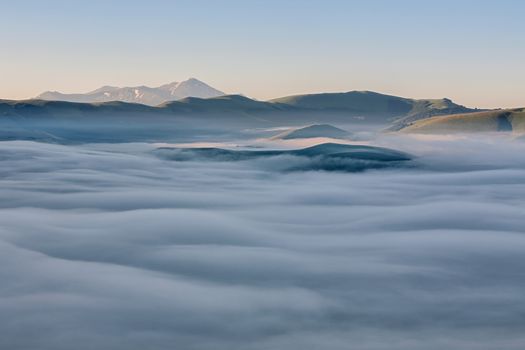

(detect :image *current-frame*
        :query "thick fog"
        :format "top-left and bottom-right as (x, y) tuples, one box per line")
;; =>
(1, 136), (525, 349)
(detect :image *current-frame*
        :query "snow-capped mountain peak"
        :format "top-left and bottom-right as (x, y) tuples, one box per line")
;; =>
(36, 78), (225, 106)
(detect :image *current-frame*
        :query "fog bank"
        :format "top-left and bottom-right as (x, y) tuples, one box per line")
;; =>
(1, 137), (525, 349)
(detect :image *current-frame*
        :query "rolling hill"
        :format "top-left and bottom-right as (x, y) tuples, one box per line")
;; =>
(270, 91), (414, 114)
(399, 108), (525, 134)
(270, 91), (474, 126)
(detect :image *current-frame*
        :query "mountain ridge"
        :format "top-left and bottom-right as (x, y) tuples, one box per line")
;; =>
(271, 91), (475, 128)
(3, 91), (475, 117)
(0, 91), (487, 143)
(2, 91), (478, 127)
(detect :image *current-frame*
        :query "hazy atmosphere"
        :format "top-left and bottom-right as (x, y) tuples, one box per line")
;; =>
(1, 1), (525, 350)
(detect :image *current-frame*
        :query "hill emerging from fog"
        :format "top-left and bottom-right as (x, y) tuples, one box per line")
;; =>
(36, 78), (225, 106)
(271, 124), (350, 140)
(399, 108), (525, 134)
(155, 142), (412, 172)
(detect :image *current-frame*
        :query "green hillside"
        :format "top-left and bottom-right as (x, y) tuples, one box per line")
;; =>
(269, 91), (413, 115)
(400, 108), (525, 134)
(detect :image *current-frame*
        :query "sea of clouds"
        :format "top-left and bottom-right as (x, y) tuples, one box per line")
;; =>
(1, 135), (525, 349)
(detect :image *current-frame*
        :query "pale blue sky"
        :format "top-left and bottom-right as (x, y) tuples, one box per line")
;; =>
(1, 0), (524, 108)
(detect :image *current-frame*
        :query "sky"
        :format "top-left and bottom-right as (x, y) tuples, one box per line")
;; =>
(1, 0), (524, 108)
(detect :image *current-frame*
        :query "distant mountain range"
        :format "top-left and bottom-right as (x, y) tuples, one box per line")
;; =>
(34, 79), (473, 124)
(3, 91), (475, 124)
(36, 78), (225, 106)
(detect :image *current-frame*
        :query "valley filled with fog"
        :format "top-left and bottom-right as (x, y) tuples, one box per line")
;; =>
(1, 133), (525, 350)
(3, 0), (525, 348)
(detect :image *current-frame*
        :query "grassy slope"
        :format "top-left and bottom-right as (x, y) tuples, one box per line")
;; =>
(409, 98), (466, 115)
(270, 91), (474, 126)
(400, 108), (525, 134)
(269, 91), (413, 115)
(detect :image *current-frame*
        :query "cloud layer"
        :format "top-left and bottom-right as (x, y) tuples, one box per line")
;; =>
(1, 138), (525, 349)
